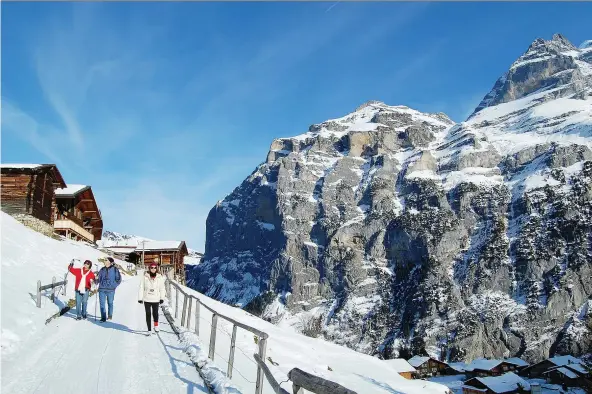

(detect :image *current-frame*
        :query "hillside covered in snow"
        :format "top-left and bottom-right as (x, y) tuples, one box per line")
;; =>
(189, 33), (592, 364)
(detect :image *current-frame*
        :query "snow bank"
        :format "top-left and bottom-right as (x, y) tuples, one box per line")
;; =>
(169, 282), (451, 394)
(0, 212), (129, 360)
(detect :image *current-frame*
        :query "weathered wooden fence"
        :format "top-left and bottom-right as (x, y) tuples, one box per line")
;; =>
(164, 274), (358, 394)
(36, 273), (68, 308)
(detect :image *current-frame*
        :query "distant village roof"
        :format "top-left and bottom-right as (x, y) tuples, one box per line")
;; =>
(448, 362), (468, 373)
(384, 359), (417, 373)
(505, 357), (529, 368)
(466, 358), (503, 371)
(55, 184), (90, 197)
(548, 355), (582, 367)
(465, 372), (530, 394)
(408, 356), (431, 368)
(104, 247), (139, 255)
(544, 366), (579, 379)
(136, 241), (186, 251)
(564, 363), (588, 375)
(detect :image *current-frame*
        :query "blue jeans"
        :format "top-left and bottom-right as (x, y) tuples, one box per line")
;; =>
(99, 290), (115, 320)
(75, 291), (89, 318)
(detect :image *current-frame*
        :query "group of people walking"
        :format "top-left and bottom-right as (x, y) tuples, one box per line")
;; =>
(67, 257), (167, 335)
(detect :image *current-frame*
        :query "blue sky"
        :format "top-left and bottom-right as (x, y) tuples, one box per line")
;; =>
(2, 2), (590, 250)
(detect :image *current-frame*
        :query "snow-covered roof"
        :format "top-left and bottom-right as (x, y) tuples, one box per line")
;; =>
(384, 358), (417, 373)
(0, 164), (43, 169)
(466, 358), (503, 371)
(55, 184), (89, 196)
(564, 363), (588, 375)
(408, 356), (431, 367)
(135, 241), (185, 251)
(505, 357), (529, 367)
(469, 372), (531, 393)
(545, 367), (579, 379)
(548, 355), (581, 367)
(448, 362), (468, 372)
(104, 247), (138, 254)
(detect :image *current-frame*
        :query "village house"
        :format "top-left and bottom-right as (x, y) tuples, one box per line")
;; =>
(465, 359), (521, 378)
(1, 164), (66, 224)
(135, 240), (189, 282)
(384, 358), (417, 379)
(462, 372), (531, 394)
(408, 356), (449, 378)
(520, 355), (583, 379)
(520, 356), (591, 391)
(53, 184), (103, 244)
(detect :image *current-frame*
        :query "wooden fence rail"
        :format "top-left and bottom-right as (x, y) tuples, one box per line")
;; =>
(36, 273), (68, 308)
(164, 275), (357, 394)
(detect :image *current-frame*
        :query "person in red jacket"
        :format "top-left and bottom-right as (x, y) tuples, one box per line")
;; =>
(68, 260), (96, 320)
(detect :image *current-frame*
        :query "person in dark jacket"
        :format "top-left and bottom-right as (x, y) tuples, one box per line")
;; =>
(97, 256), (122, 322)
(68, 259), (96, 320)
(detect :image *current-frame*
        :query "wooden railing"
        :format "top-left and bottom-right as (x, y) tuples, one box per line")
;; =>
(36, 273), (68, 308)
(163, 273), (358, 394)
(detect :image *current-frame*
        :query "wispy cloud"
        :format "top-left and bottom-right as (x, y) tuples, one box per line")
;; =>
(325, 2), (341, 13)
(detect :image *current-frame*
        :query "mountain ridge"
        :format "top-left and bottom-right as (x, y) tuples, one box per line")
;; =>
(189, 33), (592, 364)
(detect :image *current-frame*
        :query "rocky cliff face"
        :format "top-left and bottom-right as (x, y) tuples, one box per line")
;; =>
(188, 34), (592, 363)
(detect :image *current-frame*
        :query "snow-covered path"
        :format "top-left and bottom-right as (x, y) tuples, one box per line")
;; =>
(1, 274), (209, 394)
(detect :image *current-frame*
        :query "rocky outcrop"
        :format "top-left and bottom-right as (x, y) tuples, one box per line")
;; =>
(189, 34), (592, 364)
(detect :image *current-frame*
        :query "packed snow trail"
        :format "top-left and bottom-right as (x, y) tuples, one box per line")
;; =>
(1, 274), (209, 394)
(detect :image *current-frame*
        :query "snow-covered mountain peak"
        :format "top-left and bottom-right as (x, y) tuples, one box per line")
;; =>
(471, 33), (591, 118)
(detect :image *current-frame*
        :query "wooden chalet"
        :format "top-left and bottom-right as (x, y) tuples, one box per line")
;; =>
(465, 359), (521, 378)
(519, 355), (582, 379)
(53, 184), (103, 244)
(135, 241), (188, 281)
(0, 164), (66, 224)
(462, 372), (531, 394)
(384, 358), (417, 379)
(408, 356), (449, 378)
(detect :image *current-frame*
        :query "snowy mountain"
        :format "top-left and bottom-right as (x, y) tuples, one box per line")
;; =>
(99, 230), (204, 261)
(189, 34), (592, 364)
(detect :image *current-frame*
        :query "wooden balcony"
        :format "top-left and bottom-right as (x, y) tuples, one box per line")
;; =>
(54, 219), (95, 243)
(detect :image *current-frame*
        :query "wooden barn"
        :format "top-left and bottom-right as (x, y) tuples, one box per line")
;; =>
(408, 356), (449, 378)
(53, 184), (103, 244)
(135, 241), (188, 281)
(0, 164), (66, 224)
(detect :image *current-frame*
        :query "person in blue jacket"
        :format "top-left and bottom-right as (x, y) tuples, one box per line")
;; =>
(97, 256), (122, 322)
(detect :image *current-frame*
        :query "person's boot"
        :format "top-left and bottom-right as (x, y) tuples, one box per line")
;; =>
(154, 322), (159, 332)
(100, 317), (106, 323)
(76, 316), (82, 321)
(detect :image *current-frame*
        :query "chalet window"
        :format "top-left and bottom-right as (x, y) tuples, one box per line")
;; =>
(502, 366), (507, 371)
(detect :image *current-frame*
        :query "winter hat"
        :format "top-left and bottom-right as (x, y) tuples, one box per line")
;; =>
(149, 263), (158, 268)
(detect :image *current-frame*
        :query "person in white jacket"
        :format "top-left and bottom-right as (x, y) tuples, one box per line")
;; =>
(138, 263), (166, 334)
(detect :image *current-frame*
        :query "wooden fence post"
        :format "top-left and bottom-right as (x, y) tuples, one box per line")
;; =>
(227, 325), (237, 378)
(194, 297), (200, 336)
(255, 336), (268, 394)
(181, 294), (188, 327)
(36, 280), (42, 308)
(186, 297), (193, 329)
(166, 279), (171, 300)
(209, 314), (218, 360)
(175, 286), (179, 318)
(63, 273), (68, 295)
(51, 277), (56, 302)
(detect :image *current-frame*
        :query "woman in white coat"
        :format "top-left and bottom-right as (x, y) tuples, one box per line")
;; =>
(138, 263), (166, 335)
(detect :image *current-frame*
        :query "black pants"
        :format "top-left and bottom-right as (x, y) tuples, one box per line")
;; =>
(144, 302), (159, 330)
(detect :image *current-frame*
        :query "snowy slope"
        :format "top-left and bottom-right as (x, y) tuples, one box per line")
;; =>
(0, 212), (130, 358)
(169, 282), (451, 394)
